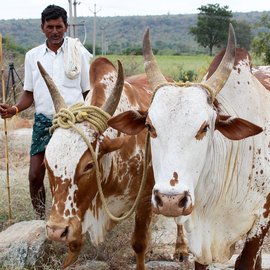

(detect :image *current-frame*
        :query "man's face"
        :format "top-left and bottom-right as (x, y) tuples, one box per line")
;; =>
(41, 17), (68, 47)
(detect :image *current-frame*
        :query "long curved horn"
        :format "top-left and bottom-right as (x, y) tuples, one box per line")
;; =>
(143, 28), (167, 91)
(101, 60), (124, 116)
(37, 61), (67, 112)
(205, 23), (236, 98)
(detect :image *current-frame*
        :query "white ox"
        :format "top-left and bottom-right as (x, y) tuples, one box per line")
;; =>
(108, 25), (270, 269)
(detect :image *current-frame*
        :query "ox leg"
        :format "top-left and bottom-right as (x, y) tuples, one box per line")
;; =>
(235, 219), (270, 270)
(173, 223), (189, 261)
(132, 169), (154, 270)
(62, 234), (85, 269)
(255, 252), (262, 270)
(195, 261), (208, 270)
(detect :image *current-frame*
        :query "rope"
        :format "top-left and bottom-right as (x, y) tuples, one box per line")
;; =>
(50, 102), (149, 222)
(50, 102), (111, 134)
(152, 81), (216, 103)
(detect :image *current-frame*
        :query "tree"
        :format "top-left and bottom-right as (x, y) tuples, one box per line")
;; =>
(252, 15), (270, 64)
(190, 4), (233, 55)
(232, 20), (252, 50)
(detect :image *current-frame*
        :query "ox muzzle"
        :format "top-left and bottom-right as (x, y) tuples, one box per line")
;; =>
(152, 189), (193, 217)
(46, 223), (69, 242)
(46, 217), (82, 243)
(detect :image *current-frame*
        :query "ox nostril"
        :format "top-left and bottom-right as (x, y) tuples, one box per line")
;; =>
(154, 193), (163, 208)
(60, 226), (69, 238)
(178, 195), (188, 208)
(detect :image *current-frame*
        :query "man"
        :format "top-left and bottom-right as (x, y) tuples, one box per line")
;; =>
(0, 5), (92, 219)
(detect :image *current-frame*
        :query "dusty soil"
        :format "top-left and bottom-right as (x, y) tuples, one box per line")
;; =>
(1, 116), (270, 270)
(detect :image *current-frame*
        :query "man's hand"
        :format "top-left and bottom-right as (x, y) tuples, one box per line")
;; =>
(0, 104), (17, 119)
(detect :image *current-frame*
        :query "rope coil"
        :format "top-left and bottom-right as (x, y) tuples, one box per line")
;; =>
(50, 102), (111, 134)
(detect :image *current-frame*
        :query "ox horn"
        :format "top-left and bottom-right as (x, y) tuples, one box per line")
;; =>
(101, 60), (124, 116)
(143, 28), (167, 91)
(37, 61), (67, 112)
(205, 23), (236, 98)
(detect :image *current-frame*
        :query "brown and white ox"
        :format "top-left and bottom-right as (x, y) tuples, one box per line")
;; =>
(38, 57), (187, 269)
(108, 25), (270, 269)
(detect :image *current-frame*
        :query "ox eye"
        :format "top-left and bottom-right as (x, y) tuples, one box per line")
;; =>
(195, 121), (209, 140)
(202, 125), (209, 133)
(83, 162), (95, 172)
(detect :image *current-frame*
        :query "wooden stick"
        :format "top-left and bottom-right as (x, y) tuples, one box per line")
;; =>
(0, 33), (12, 222)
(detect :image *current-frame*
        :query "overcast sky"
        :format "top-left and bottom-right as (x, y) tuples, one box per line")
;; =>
(0, 0), (269, 20)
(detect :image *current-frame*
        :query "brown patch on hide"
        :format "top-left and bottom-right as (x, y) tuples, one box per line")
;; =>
(90, 57), (117, 107)
(253, 66), (270, 91)
(206, 48), (252, 80)
(52, 178), (71, 216)
(119, 135), (137, 161)
(263, 193), (270, 218)
(125, 74), (152, 111)
(170, 172), (179, 186)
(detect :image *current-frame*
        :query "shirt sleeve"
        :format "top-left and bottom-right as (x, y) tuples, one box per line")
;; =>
(80, 47), (92, 93)
(23, 52), (34, 92)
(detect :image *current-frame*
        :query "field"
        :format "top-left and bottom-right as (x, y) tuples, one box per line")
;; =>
(99, 54), (213, 81)
(97, 53), (264, 81)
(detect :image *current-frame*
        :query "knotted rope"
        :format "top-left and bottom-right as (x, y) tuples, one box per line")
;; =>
(50, 102), (110, 134)
(50, 102), (149, 222)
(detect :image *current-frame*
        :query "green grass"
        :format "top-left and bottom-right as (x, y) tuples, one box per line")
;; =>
(94, 53), (266, 82)
(96, 54), (213, 81)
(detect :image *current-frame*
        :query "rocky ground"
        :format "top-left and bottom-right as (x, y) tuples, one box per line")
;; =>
(1, 116), (270, 270)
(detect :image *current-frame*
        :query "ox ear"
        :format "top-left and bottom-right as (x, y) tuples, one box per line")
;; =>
(215, 115), (263, 140)
(108, 110), (147, 135)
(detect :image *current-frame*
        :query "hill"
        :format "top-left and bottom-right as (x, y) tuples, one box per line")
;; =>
(0, 11), (269, 55)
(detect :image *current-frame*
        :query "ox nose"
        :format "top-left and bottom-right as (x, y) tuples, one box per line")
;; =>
(153, 190), (193, 217)
(46, 225), (69, 242)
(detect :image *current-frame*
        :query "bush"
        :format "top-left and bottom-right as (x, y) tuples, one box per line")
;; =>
(178, 69), (198, 82)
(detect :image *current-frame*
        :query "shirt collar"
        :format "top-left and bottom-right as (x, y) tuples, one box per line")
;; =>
(44, 39), (65, 55)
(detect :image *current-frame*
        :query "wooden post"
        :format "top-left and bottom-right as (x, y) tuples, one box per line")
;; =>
(0, 33), (12, 222)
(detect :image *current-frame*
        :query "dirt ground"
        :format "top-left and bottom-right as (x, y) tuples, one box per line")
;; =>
(1, 116), (270, 270)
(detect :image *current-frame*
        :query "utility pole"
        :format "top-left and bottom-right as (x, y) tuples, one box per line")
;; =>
(68, 0), (74, 37)
(101, 26), (104, 55)
(90, 4), (101, 58)
(73, 0), (79, 37)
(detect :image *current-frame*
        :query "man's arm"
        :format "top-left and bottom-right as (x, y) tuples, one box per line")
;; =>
(0, 90), (34, 118)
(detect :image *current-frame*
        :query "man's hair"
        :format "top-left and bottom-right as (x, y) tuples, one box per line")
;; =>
(41, 5), (68, 25)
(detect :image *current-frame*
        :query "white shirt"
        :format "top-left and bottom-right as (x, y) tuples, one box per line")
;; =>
(23, 38), (92, 117)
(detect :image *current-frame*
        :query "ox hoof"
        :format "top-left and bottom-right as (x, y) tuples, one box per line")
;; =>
(62, 252), (79, 269)
(173, 251), (189, 262)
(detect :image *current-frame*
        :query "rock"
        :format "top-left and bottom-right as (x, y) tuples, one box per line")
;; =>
(67, 260), (110, 270)
(146, 261), (181, 270)
(0, 220), (46, 269)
